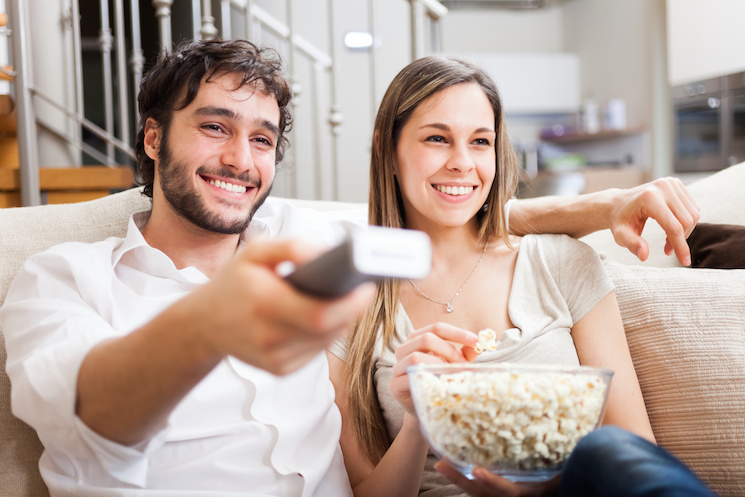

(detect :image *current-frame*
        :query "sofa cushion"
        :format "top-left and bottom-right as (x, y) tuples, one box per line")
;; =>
(0, 188), (150, 497)
(605, 261), (745, 496)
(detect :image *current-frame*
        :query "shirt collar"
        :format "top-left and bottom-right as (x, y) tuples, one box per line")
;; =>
(111, 206), (277, 282)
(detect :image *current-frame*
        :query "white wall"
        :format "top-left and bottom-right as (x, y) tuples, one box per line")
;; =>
(438, 0), (670, 175)
(27, 0), (79, 167)
(667, 0), (745, 85)
(440, 7), (563, 52)
(253, 0), (414, 203)
(562, 0), (656, 133)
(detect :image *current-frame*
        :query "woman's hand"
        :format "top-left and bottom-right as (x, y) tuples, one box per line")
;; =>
(435, 461), (559, 497)
(389, 323), (479, 415)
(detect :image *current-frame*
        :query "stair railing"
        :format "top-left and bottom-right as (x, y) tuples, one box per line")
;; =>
(10, 0), (446, 206)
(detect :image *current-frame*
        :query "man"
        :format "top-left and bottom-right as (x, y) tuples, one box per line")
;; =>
(1, 39), (698, 496)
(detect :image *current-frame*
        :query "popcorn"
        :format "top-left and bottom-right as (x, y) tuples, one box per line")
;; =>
(473, 328), (498, 354)
(410, 367), (608, 473)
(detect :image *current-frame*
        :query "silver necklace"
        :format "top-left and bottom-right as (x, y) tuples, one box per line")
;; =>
(408, 240), (488, 313)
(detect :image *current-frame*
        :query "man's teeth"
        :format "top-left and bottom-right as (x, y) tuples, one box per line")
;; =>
(435, 185), (474, 196)
(209, 179), (247, 194)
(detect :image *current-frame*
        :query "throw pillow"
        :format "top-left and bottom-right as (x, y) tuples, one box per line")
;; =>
(604, 261), (745, 497)
(687, 223), (745, 269)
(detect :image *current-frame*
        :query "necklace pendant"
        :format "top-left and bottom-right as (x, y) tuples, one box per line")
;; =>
(446, 302), (453, 313)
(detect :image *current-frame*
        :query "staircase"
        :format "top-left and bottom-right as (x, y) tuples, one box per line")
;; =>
(5, 0), (446, 207)
(0, 3), (135, 208)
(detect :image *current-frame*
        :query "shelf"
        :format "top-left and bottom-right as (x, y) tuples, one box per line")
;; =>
(541, 125), (647, 145)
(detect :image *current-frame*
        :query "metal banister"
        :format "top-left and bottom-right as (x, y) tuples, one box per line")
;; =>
(8, 0), (40, 206)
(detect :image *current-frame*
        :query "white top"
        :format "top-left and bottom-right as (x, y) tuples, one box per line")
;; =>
(331, 234), (614, 496)
(1, 197), (367, 497)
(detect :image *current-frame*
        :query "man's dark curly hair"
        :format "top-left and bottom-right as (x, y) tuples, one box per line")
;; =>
(134, 39), (293, 198)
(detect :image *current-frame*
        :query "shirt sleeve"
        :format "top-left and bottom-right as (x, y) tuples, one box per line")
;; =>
(555, 235), (615, 324)
(327, 336), (349, 362)
(1, 245), (165, 487)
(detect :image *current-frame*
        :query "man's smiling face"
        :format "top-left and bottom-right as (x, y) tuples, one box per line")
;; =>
(146, 72), (280, 234)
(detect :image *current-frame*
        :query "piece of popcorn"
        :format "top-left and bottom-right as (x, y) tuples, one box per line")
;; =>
(473, 328), (498, 354)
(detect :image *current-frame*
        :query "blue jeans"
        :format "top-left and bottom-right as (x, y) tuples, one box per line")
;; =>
(560, 426), (717, 497)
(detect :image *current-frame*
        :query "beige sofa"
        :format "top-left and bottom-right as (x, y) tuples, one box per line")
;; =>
(1, 164), (744, 496)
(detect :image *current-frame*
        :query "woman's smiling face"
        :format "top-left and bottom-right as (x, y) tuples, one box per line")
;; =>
(394, 82), (496, 233)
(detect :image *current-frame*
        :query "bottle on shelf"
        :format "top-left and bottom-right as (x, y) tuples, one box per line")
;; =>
(581, 96), (600, 134)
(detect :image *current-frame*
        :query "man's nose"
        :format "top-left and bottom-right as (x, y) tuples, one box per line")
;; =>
(220, 137), (254, 172)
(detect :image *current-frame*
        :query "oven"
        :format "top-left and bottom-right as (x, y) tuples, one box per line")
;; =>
(725, 72), (745, 167)
(672, 71), (745, 173)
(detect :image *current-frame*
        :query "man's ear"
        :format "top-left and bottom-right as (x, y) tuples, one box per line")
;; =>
(143, 118), (161, 161)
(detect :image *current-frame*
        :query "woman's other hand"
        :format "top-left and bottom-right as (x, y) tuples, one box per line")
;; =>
(435, 460), (559, 497)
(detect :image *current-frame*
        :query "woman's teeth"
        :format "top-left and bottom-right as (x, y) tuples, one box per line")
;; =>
(209, 179), (247, 194)
(435, 185), (474, 196)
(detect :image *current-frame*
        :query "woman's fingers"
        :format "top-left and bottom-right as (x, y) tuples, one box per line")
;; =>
(396, 323), (479, 363)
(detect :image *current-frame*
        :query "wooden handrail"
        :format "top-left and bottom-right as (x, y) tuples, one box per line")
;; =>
(0, 166), (134, 191)
(0, 65), (14, 82)
(0, 94), (14, 116)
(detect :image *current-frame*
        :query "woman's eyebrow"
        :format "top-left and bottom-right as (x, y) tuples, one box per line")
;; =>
(420, 122), (495, 134)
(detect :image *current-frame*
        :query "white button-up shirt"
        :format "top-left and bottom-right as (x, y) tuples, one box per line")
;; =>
(1, 197), (367, 496)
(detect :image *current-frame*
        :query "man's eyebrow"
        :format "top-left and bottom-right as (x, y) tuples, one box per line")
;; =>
(194, 106), (239, 120)
(193, 106), (280, 138)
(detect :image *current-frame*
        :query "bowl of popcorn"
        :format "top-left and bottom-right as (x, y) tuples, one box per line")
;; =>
(408, 362), (613, 482)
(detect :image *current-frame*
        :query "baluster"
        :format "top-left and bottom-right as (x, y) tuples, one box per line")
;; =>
(285, 0), (298, 199)
(152, 0), (173, 52)
(9, 0), (41, 205)
(98, 0), (115, 163)
(61, 0), (83, 166)
(327, 0), (342, 200)
(114, 0), (130, 152)
(129, 0), (145, 122)
(200, 0), (219, 40)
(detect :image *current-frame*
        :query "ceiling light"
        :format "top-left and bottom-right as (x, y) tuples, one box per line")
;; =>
(344, 31), (375, 50)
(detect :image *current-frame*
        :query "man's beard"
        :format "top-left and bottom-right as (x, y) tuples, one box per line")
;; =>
(157, 131), (272, 235)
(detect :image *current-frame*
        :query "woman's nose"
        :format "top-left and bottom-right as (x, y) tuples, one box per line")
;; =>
(445, 142), (475, 173)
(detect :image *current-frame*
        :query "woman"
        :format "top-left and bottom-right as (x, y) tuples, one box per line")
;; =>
(327, 56), (711, 497)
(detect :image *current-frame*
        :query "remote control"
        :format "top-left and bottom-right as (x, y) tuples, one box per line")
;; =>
(283, 226), (431, 298)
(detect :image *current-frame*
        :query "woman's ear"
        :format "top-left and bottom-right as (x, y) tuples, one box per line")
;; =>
(143, 118), (161, 161)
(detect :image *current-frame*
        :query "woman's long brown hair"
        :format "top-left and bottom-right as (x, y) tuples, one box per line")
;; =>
(345, 56), (521, 463)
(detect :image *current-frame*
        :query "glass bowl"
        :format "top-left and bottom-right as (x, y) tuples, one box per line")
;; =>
(407, 363), (613, 482)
